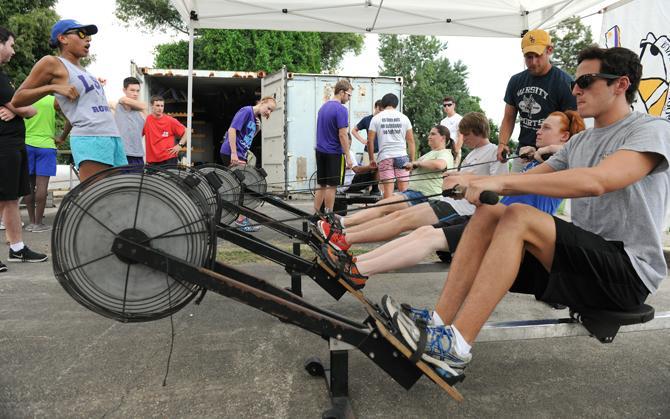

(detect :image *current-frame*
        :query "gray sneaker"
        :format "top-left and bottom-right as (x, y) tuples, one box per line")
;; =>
(25, 224), (36, 232)
(30, 224), (52, 233)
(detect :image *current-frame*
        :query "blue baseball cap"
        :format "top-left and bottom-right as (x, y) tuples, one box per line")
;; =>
(49, 19), (98, 48)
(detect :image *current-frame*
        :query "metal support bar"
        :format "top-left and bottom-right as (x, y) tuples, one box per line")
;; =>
(477, 311), (670, 343)
(216, 225), (346, 300)
(221, 200), (310, 242)
(111, 236), (424, 390)
(252, 190), (311, 218)
(290, 241), (302, 296)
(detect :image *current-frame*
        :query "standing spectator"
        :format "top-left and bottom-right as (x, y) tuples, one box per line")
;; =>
(351, 99), (382, 195)
(23, 95), (64, 233)
(497, 29), (576, 171)
(0, 27), (48, 269)
(219, 96), (276, 232)
(368, 93), (415, 199)
(111, 77), (146, 166)
(143, 95), (187, 166)
(313, 79), (353, 215)
(439, 96), (463, 165)
(12, 19), (127, 181)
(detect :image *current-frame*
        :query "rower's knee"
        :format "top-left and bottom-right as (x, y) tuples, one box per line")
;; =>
(497, 203), (536, 232)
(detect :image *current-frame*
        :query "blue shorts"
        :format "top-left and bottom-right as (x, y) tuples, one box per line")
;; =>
(70, 136), (128, 169)
(399, 189), (428, 206)
(26, 145), (57, 177)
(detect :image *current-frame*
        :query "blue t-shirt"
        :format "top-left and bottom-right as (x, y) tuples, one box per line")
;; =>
(504, 66), (576, 148)
(220, 106), (257, 160)
(356, 114), (378, 153)
(500, 160), (562, 214)
(316, 100), (349, 154)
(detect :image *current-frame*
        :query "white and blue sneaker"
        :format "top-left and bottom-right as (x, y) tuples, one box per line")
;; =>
(235, 218), (261, 233)
(381, 295), (433, 326)
(382, 295), (470, 377)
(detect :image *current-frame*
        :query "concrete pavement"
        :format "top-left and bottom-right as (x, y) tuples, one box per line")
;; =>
(1, 201), (669, 418)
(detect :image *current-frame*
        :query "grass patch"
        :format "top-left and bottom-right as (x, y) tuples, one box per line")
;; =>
(216, 242), (368, 265)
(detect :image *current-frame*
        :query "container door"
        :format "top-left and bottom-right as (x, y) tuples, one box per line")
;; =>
(261, 68), (287, 193)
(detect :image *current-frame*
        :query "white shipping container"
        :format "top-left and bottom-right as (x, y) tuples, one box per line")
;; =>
(132, 63), (402, 195)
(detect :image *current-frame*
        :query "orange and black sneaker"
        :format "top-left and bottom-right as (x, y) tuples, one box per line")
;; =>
(321, 244), (367, 290)
(318, 221), (351, 251)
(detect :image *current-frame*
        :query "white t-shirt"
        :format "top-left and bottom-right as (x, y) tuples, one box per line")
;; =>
(369, 109), (412, 161)
(442, 142), (509, 215)
(440, 113), (462, 140)
(338, 148), (360, 193)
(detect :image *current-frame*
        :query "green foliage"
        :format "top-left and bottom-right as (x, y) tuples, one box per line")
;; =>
(115, 0), (364, 73)
(155, 29), (323, 73)
(549, 16), (594, 77)
(115, 0), (186, 34)
(378, 34), (497, 155)
(319, 32), (364, 72)
(3, 6), (59, 85)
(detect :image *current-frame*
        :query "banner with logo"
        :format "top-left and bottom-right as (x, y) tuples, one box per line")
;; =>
(601, 0), (670, 120)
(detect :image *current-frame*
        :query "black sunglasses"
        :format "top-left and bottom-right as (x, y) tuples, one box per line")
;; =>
(64, 29), (88, 40)
(571, 73), (621, 90)
(443, 102), (454, 107)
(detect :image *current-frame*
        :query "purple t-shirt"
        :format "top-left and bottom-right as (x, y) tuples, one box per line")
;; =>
(220, 106), (257, 160)
(316, 100), (348, 154)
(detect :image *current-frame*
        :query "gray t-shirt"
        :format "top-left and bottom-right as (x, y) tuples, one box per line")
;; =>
(114, 103), (144, 157)
(547, 112), (670, 293)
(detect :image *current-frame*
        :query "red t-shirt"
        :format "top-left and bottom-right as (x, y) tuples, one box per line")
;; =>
(143, 114), (186, 163)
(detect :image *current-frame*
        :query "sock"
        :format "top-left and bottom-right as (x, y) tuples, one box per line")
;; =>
(10, 242), (25, 252)
(432, 311), (445, 326)
(324, 207), (332, 214)
(450, 325), (472, 356)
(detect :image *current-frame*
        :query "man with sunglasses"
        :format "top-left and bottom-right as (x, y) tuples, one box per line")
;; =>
(12, 19), (127, 182)
(382, 46), (670, 380)
(497, 29), (576, 172)
(439, 96), (463, 165)
(313, 79), (353, 216)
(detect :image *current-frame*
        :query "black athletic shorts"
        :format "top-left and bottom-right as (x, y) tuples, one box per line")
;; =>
(429, 200), (458, 223)
(511, 217), (649, 310)
(316, 150), (344, 186)
(346, 172), (376, 193)
(0, 146), (31, 201)
(434, 217), (470, 252)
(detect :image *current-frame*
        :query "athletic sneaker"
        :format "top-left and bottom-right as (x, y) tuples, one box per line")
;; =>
(25, 224), (35, 232)
(381, 295), (433, 326)
(0, 260), (7, 272)
(235, 218), (261, 233)
(383, 295), (470, 377)
(318, 221), (350, 251)
(8, 246), (48, 263)
(30, 224), (52, 233)
(321, 244), (367, 289)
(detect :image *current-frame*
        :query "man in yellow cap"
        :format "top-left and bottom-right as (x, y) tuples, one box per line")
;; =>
(497, 29), (576, 171)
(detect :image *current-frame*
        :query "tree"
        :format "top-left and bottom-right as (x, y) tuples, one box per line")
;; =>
(115, 0), (363, 73)
(549, 16), (594, 77)
(378, 34), (497, 155)
(2, 1), (59, 85)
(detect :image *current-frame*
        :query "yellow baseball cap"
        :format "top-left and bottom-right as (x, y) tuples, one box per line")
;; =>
(521, 29), (552, 55)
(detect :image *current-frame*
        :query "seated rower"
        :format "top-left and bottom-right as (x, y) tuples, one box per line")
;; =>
(330, 111), (583, 282)
(321, 123), (455, 233)
(319, 112), (507, 251)
(380, 46), (670, 378)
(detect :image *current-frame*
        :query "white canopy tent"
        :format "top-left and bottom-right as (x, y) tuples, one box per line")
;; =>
(167, 0), (613, 163)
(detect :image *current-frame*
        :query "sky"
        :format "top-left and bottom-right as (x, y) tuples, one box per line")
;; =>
(54, 0), (610, 126)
